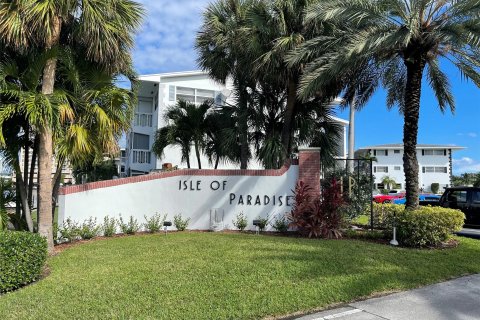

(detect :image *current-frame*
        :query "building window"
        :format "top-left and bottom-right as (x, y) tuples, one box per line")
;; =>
(395, 183), (402, 189)
(394, 150), (400, 154)
(375, 150), (388, 156)
(375, 166), (388, 173)
(174, 86), (216, 104)
(422, 166), (447, 173)
(376, 183), (385, 189)
(120, 165), (125, 173)
(423, 149), (446, 156)
(394, 166), (401, 171)
(133, 133), (150, 150)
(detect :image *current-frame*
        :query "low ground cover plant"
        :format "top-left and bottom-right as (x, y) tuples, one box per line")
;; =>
(78, 217), (100, 240)
(59, 218), (80, 242)
(271, 215), (289, 233)
(103, 216), (117, 237)
(144, 213), (167, 233)
(232, 212), (248, 231)
(0, 231), (47, 293)
(118, 216), (141, 235)
(173, 214), (190, 231)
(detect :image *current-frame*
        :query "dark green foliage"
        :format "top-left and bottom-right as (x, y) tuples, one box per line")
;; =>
(103, 216), (117, 237)
(144, 213), (167, 233)
(255, 216), (269, 232)
(232, 212), (248, 231)
(78, 217), (100, 240)
(431, 183), (440, 194)
(344, 229), (386, 241)
(72, 159), (118, 184)
(271, 215), (289, 233)
(0, 231), (47, 293)
(173, 214), (190, 231)
(118, 216), (140, 235)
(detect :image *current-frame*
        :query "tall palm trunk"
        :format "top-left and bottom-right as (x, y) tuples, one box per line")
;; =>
(13, 161), (33, 232)
(194, 141), (202, 169)
(38, 16), (62, 253)
(28, 135), (39, 208)
(403, 57), (426, 210)
(347, 98), (356, 173)
(238, 88), (249, 169)
(281, 77), (298, 161)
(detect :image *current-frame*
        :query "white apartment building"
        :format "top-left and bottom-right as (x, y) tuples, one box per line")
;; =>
(124, 70), (348, 176)
(355, 144), (465, 192)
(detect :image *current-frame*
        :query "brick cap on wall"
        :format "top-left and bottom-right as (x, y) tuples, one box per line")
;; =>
(59, 159), (299, 196)
(297, 147), (321, 152)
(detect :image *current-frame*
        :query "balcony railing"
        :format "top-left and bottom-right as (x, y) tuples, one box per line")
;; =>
(134, 113), (153, 127)
(132, 150), (151, 164)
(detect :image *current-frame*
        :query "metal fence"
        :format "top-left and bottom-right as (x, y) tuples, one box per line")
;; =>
(322, 158), (374, 230)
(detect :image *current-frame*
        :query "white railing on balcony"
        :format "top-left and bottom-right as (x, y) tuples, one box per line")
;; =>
(134, 113), (153, 127)
(132, 150), (151, 164)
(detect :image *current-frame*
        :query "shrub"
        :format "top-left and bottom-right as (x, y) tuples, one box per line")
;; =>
(103, 216), (117, 237)
(431, 183), (440, 194)
(344, 229), (386, 241)
(370, 203), (465, 247)
(118, 215), (141, 235)
(232, 212), (248, 231)
(78, 217), (100, 240)
(288, 180), (345, 239)
(271, 215), (289, 233)
(59, 218), (80, 242)
(173, 214), (190, 231)
(0, 231), (47, 293)
(255, 215), (269, 231)
(144, 213), (167, 233)
(395, 206), (464, 247)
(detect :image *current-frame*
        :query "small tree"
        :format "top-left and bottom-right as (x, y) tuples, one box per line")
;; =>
(430, 183), (440, 195)
(381, 176), (397, 190)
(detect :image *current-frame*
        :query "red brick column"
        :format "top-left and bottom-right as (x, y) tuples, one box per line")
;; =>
(298, 148), (321, 195)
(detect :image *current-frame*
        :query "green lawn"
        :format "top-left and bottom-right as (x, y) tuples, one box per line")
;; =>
(1, 233), (480, 319)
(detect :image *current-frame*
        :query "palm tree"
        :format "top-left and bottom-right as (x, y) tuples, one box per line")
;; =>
(300, 0), (480, 209)
(381, 176), (397, 191)
(153, 100), (211, 169)
(0, 0), (144, 251)
(196, 0), (255, 169)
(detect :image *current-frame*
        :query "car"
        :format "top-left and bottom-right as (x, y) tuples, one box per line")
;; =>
(373, 192), (405, 204)
(393, 194), (441, 205)
(439, 187), (480, 228)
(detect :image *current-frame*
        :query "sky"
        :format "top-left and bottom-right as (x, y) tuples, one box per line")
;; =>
(133, 0), (480, 174)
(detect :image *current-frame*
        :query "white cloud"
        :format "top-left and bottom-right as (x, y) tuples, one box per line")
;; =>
(468, 132), (478, 138)
(133, 0), (211, 74)
(453, 157), (480, 173)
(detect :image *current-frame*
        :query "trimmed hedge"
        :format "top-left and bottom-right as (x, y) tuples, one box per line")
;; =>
(370, 203), (465, 247)
(0, 231), (48, 293)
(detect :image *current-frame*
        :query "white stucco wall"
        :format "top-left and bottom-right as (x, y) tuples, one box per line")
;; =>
(58, 165), (299, 232)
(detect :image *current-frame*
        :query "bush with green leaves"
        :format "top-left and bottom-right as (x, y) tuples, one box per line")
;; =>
(271, 215), (289, 233)
(118, 215), (141, 235)
(78, 217), (100, 240)
(0, 231), (47, 293)
(431, 183), (440, 194)
(173, 214), (190, 231)
(232, 212), (248, 231)
(255, 215), (269, 231)
(370, 203), (465, 247)
(103, 216), (117, 237)
(59, 218), (80, 242)
(144, 213), (167, 233)
(395, 206), (465, 247)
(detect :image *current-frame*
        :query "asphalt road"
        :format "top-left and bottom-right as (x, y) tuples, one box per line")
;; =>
(295, 274), (480, 320)
(456, 228), (480, 239)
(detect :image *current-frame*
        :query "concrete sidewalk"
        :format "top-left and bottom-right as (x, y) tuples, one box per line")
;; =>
(295, 274), (480, 320)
